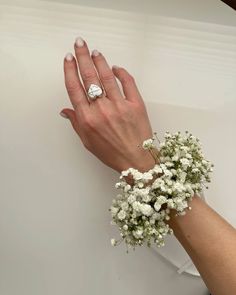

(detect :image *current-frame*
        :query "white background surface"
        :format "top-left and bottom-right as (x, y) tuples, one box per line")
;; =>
(0, 0), (235, 294)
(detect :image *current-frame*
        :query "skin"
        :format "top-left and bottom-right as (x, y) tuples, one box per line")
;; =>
(61, 38), (157, 177)
(167, 196), (236, 295)
(61, 37), (236, 295)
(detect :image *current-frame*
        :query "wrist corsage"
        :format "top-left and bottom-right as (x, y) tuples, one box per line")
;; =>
(109, 131), (213, 251)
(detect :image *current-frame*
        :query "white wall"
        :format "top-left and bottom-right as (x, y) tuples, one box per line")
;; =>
(0, 1), (235, 294)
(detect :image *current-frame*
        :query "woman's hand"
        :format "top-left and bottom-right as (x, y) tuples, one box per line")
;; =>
(60, 37), (157, 174)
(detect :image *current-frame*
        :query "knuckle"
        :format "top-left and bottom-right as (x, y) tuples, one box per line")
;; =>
(131, 99), (144, 111)
(115, 101), (128, 113)
(100, 72), (114, 82)
(82, 70), (97, 82)
(120, 72), (135, 84)
(98, 107), (110, 121)
(115, 104), (130, 122)
(96, 102), (113, 122)
(125, 74), (135, 84)
(102, 111), (113, 122)
(117, 106), (126, 116)
(66, 80), (81, 94)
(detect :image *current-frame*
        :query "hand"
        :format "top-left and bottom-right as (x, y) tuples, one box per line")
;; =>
(60, 37), (157, 174)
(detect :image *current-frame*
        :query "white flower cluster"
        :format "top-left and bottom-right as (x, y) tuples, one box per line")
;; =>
(109, 131), (213, 251)
(142, 138), (156, 150)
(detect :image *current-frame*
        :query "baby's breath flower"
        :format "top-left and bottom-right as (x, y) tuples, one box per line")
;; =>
(117, 210), (126, 220)
(124, 184), (131, 192)
(154, 201), (161, 212)
(115, 182), (121, 189)
(127, 194), (136, 204)
(142, 138), (155, 149)
(110, 206), (119, 217)
(180, 158), (191, 170)
(133, 228), (144, 239)
(111, 238), (116, 246)
(132, 201), (141, 212)
(121, 202), (129, 211)
(173, 182), (185, 193)
(138, 182), (144, 188)
(139, 204), (153, 216)
(156, 195), (167, 205)
(167, 199), (175, 209)
(172, 154), (179, 161)
(110, 131), (213, 251)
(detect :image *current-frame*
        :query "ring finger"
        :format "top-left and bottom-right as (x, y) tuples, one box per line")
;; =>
(74, 37), (103, 100)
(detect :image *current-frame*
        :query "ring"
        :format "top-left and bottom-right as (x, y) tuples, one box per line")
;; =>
(87, 84), (103, 100)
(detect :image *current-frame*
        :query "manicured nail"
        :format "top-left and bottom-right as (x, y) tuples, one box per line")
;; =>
(65, 52), (74, 61)
(112, 65), (119, 70)
(75, 36), (84, 47)
(91, 49), (100, 57)
(60, 111), (69, 119)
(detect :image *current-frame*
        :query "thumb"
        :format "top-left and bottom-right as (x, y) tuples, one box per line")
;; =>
(60, 108), (79, 132)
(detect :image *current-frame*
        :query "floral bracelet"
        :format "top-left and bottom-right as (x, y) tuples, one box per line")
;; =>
(109, 131), (214, 252)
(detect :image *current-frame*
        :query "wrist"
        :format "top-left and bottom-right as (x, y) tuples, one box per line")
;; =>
(166, 194), (201, 228)
(120, 148), (159, 186)
(110, 131), (214, 251)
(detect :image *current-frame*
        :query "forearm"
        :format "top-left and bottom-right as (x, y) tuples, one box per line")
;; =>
(167, 195), (236, 295)
(119, 148), (236, 294)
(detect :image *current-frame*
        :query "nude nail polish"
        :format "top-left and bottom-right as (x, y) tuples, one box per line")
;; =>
(112, 65), (119, 70)
(65, 53), (74, 61)
(60, 111), (69, 119)
(91, 49), (100, 57)
(75, 36), (84, 47)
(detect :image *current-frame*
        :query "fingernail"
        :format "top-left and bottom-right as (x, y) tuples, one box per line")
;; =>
(65, 52), (74, 61)
(60, 111), (69, 119)
(75, 36), (84, 47)
(112, 65), (119, 70)
(91, 49), (100, 57)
